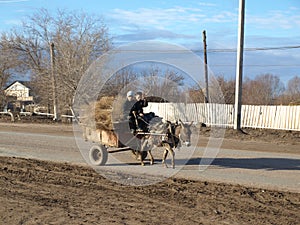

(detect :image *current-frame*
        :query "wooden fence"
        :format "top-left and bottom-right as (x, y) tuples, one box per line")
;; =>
(145, 103), (300, 131)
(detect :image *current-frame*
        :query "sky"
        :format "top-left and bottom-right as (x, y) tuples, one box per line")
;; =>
(0, 0), (300, 85)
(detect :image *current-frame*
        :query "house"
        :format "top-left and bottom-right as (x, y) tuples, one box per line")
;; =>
(4, 81), (34, 112)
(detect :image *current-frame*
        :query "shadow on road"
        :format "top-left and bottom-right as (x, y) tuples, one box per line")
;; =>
(181, 157), (300, 171)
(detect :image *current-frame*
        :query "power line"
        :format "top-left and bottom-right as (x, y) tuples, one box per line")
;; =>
(100, 45), (300, 53)
(198, 45), (300, 53)
(1, 45), (300, 55)
(210, 64), (300, 67)
(96, 45), (300, 53)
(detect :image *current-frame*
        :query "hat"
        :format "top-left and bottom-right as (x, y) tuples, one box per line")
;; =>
(127, 91), (134, 97)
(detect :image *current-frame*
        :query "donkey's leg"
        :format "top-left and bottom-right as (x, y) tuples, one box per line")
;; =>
(140, 140), (145, 166)
(148, 150), (154, 165)
(139, 152), (145, 166)
(140, 156), (145, 166)
(163, 144), (175, 169)
(162, 148), (169, 168)
(170, 148), (175, 169)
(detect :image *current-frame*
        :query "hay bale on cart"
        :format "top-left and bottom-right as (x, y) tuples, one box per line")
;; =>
(81, 96), (118, 147)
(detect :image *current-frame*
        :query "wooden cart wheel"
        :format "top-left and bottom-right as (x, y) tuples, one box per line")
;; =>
(89, 145), (108, 166)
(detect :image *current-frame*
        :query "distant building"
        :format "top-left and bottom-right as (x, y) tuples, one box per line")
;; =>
(4, 81), (34, 112)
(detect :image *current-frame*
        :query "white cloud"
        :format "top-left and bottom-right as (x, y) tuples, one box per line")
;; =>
(109, 6), (237, 32)
(107, 5), (239, 46)
(197, 2), (217, 7)
(109, 4), (300, 33)
(288, 6), (299, 11)
(204, 11), (237, 23)
(0, 0), (29, 3)
(115, 28), (195, 42)
(15, 9), (27, 12)
(4, 19), (22, 25)
(248, 9), (300, 30)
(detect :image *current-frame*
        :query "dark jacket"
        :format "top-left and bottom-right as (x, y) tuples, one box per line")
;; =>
(131, 99), (148, 115)
(123, 99), (135, 118)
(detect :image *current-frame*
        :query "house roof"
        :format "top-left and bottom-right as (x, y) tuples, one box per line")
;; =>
(5, 80), (32, 90)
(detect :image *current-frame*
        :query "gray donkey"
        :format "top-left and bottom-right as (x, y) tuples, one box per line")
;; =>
(140, 119), (193, 168)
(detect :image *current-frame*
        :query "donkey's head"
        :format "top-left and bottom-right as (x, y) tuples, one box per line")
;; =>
(176, 120), (193, 147)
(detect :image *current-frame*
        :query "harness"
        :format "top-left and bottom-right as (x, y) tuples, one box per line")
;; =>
(165, 123), (180, 148)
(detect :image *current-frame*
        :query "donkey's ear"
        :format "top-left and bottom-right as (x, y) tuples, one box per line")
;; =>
(189, 121), (194, 126)
(178, 119), (183, 124)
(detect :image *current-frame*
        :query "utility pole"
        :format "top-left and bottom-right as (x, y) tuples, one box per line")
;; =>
(50, 42), (59, 121)
(234, 0), (246, 130)
(202, 30), (209, 103)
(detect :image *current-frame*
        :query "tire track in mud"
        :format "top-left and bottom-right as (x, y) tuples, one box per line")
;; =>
(1, 156), (300, 225)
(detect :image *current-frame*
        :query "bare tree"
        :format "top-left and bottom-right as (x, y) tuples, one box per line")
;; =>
(215, 75), (235, 104)
(101, 67), (138, 97)
(0, 57), (11, 110)
(286, 76), (300, 104)
(140, 67), (185, 102)
(188, 87), (205, 103)
(0, 42), (24, 110)
(243, 74), (285, 105)
(1, 8), (111, 113)
(99, 65), (185, 102)
(287, 76), (300, 95)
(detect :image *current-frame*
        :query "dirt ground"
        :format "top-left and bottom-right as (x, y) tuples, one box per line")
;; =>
(0, 117), (300, 224)
(202, 126), (300, 145)
(1, 156), (299, 225)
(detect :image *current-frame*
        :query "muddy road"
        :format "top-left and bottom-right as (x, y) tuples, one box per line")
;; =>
(1, 156), (300, 225)
(0, 122), (299, 224)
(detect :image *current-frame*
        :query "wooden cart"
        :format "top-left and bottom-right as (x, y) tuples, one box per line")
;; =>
(85, 120), (166, 166)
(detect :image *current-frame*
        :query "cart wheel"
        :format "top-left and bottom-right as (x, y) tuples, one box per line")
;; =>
(131, 150), (148, 161)
(89, 145), (108, 166)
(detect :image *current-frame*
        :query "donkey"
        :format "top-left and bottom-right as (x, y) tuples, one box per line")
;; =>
(161, 120), (193, 168)
(140, 119), (193, 168)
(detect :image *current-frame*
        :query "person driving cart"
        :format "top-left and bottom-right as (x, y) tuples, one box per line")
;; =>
(131, 91), (148, 131)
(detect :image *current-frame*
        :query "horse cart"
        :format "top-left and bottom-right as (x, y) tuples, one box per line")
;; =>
(85, 119), (169, 167)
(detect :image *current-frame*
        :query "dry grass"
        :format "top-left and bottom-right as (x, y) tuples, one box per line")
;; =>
(82, 96), (115, 131)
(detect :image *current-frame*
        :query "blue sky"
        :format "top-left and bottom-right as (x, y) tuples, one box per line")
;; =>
(0, 0), (300, 84)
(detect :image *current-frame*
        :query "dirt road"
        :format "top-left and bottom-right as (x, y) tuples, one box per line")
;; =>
(0, 122), (299, 224)
(0, 122), (299, 191)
